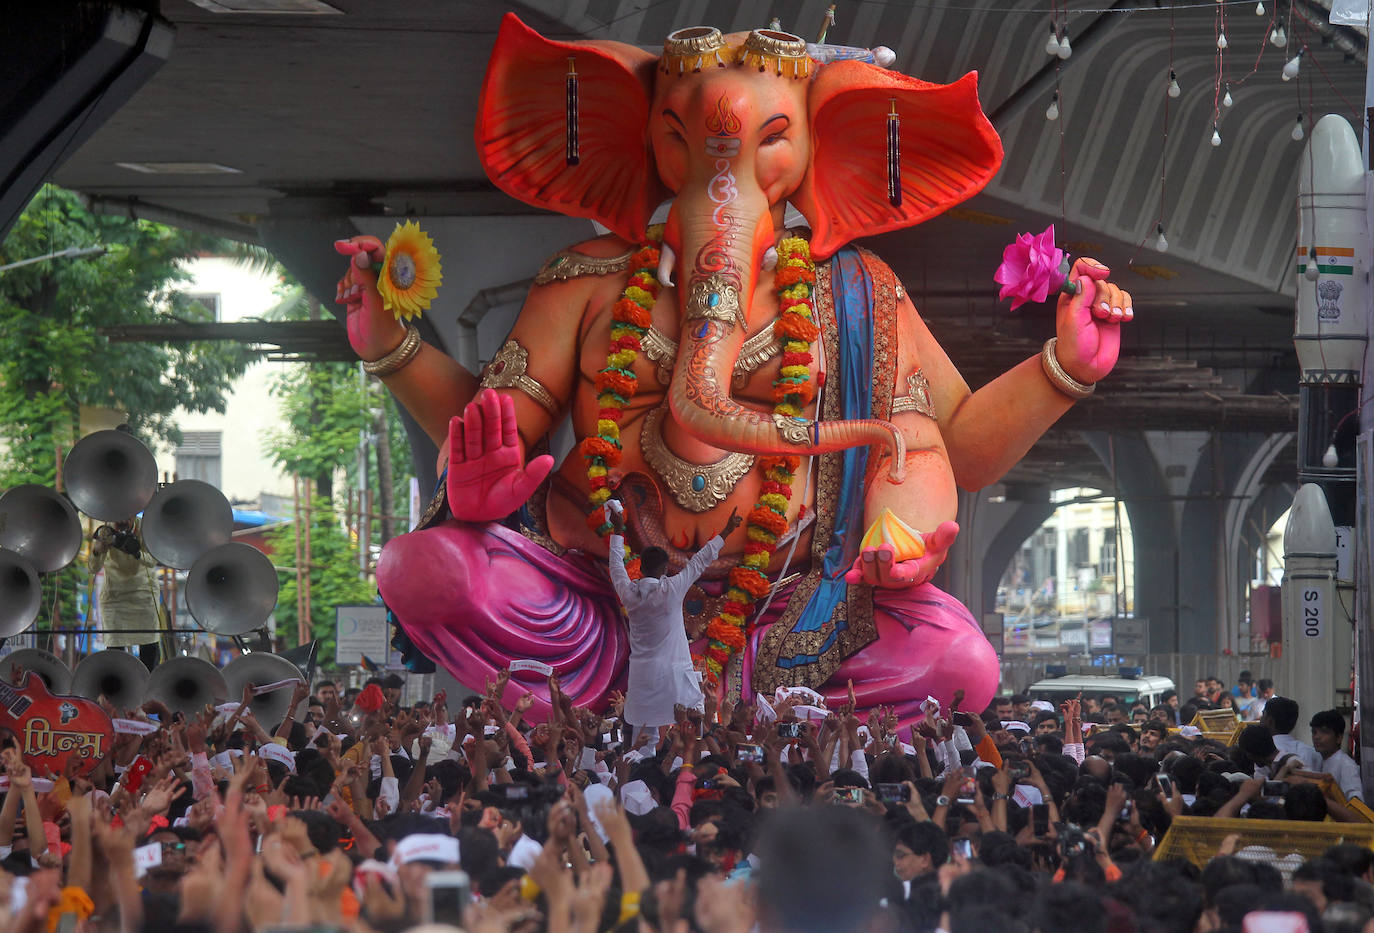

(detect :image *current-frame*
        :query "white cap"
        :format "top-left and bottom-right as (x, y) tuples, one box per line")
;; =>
(391, 833), (460, 867)
(620, 780), (655, 816)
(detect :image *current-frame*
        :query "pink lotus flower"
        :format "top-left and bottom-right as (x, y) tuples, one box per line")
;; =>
(994, 224), (1069, 311)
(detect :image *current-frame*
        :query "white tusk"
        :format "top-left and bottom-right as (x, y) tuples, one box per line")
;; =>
(763, 246), (779, 271)
(873, 46), (897, 67)
(657, 243), (676, 287)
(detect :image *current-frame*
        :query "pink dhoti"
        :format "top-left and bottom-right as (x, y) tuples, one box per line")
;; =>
(380, 521), (998, 726)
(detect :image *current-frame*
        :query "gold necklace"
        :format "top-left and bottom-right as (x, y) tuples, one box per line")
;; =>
(641, 320), (780, 386)
(638, 405), (756, 513)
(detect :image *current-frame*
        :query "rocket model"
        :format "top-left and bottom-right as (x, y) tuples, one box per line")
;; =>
(1294, 114), (1368, 526)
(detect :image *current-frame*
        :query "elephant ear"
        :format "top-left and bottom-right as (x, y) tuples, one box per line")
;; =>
(792, 62), (1004, 260)
(476, 14), (667, 243)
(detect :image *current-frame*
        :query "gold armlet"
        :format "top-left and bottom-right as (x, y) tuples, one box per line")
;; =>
(481, 340), (560, 416)
(362, 325), (422, 377)
(533, 249), (634, 285)
(1040, 337), (1096, 399)
(890, 369), (937, 420)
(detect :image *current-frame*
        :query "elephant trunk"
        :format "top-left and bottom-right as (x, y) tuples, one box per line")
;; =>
(663, 187), (906, 483)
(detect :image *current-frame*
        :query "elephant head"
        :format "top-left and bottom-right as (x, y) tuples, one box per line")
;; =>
(476, 15), (1002, 481)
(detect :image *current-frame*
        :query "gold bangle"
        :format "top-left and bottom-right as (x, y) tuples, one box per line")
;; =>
(1040, 337), (1095, 399)
(362, 324), (422, 377)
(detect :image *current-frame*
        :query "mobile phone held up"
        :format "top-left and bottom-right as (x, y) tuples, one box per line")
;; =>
(424, 870), (471, 927)
(833, 787), (864, 804)
(1032, 803), (1049, 837)
(956, 770), (977, 806)
(736, 743), (764, 764)
(951, 838), (973, 861)
(778, 722), (804, 740)
(876, 782), (911, 804)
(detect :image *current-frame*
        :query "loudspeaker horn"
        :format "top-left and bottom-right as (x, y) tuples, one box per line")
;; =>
(63, 430), (158, 521)
(0, 550), (41, 638)
(147, 656), (227, 718)
(3, 648), (72, 694)
(222, 652), (304, 730)
(0, 485), (83, 573)
(142, 480), (233, 569)
(185, 543), (278, 635)
(71, 649), (150, 712)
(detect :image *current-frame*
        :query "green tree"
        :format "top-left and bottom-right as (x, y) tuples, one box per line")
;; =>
(266, 494), (377, 661)
(0, 186), (252, 623)
(0, 186), (252, 485)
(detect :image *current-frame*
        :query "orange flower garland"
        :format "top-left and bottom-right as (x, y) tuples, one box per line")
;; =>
(581, 228), (663, 578)
(699, 235), (815, 687)
(579, 231), (816, 685)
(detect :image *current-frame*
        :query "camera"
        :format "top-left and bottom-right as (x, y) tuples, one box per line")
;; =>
(1007, 759), (1031, 783)
(876, 782), (910, 804)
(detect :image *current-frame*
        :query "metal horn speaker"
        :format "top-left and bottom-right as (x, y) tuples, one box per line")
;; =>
(4, 648), (72, 694)
(142, 480), (233, 569)
(63, 430), (158, 521)
(0, 485), (82, 573)
(185, 543), (279, 635)
(71, 649), (150, 712)
(0, 550), (41, 638)
(222, 653), (303, 729)
(147, 656), (227, 717)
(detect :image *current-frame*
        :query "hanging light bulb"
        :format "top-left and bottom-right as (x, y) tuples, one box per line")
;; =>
(1167, 70), (1181, 98)
(1322, 443), (1339, 467)
(1045, 30), (1061, 55)
(1305, 247), (1320, 280)
(1292, 113), (1306, 140)
(1222, 83), (1234, 107)
(1255, 1), (1265, 13)
(1271, 24), (1287, 47)
(1211, 123), (1222, 147)
(1282, 51), (1302, 80)
(1055, 33), (1071, 59)
(1155, 223), (1169, 253)
(1217, 31), (1228, 50)
(1045, 91), (1060, 121)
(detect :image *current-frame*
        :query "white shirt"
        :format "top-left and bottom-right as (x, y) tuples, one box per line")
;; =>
(609, 534), (722, 729)
(1274, 733), (1323, 772)
(1321, 748), (1363, 801)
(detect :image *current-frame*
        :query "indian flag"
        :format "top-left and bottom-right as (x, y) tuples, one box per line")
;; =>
(1297, 245), (1355, 275)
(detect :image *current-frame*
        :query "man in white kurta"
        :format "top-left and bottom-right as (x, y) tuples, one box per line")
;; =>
(1311, 709), (1363, 802)
(607, 503), (741, 732)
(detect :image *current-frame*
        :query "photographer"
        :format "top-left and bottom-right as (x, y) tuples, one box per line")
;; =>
(88, 516), (164, 668)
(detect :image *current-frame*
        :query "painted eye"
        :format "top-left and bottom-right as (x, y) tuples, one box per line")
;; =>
(763, 132), (786, 145)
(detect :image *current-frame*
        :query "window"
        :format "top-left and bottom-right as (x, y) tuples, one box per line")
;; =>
(175, 430), (222, 488)
(185, 293), (221, 322)
(1069, 528), (1091, 567)
(1100, 528), (1117, 576)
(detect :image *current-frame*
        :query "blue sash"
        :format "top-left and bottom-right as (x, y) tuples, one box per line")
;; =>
(774, 246), (874, 670)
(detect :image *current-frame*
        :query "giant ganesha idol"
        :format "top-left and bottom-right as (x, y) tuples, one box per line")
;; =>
(335, 15), (1133, 724)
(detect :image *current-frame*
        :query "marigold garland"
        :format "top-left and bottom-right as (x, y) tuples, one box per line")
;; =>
(579, 231), (816, 684)
(579, 229), (664, 579)
(697, 235), (815, 687)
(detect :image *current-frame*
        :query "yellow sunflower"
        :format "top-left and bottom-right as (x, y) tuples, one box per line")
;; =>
(377, 220), (442, 321)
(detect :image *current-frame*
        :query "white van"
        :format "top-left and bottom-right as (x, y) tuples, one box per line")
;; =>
(1024, 673), (1176, 710)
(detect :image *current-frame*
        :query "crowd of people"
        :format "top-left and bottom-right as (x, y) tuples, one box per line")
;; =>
(0, 662), (1369, 933)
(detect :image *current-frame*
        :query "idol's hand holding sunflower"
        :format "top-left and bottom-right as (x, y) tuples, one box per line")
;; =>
(334, 221), (443, 361)
(334, 235), (403, 362)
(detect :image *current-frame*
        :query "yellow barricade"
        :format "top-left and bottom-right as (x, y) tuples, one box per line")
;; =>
(1154, 815), (1374, 875)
